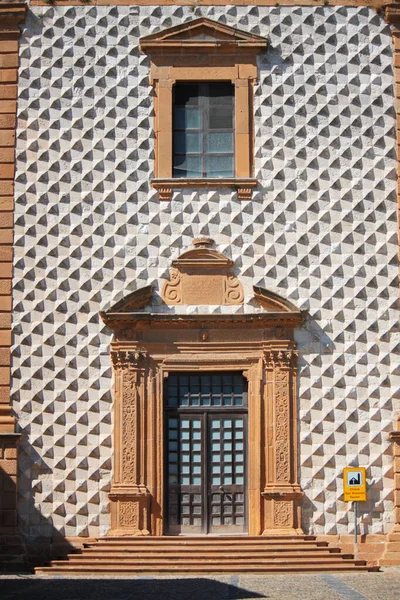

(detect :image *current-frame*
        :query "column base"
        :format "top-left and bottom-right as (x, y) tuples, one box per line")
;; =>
(108, 485), (151, 536)
(261, 486), (304, 535)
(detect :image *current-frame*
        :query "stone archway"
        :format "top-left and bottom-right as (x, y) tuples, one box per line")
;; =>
(100, 242), (305, 536)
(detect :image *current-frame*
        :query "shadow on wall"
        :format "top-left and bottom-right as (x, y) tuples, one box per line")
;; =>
(0, 577), (267, 600)
(0, 458), (75, 573)
(297, 315), (394, 536)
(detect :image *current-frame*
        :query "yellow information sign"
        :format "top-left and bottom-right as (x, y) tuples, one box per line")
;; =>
(343, 467), (367, 502)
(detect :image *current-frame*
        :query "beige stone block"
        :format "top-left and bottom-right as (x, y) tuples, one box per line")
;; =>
(0, 130), (15, 147)
(0, 100), (16, 114)
(0, 297), (11, 311)
(0, 347), (10, 365)
(4, 446), (17, 459)
(0, 458), (16, 475)
(0, 313), (10, 328)
(0, 85), (17, 100)
(0, 55), (17, 69)
(0, 415), (14, 433)
(238, 63), (257, 79)
(0, 212), (13, 228)
(0, 148), (14, 162)
(0, 41), (18, 53)
(0, 163), (14, 179)
(0, 280), (11, 295)
(0, 70), (17, 84)
(0, 114), (15, 130)
(0, 386), (9, 403)
(0, 229), (13, 243)
(236, 133), (250, 177)
(0, 270), (12, 286)
(386, 542), (400, 552)
(0, 196), (13, 211)
(0, 330), (11, 346)
(0, 246), (12, 261)
(0, 180), (13, 196)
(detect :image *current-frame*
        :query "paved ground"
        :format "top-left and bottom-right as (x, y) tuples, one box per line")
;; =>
(1, 569), (400, 600)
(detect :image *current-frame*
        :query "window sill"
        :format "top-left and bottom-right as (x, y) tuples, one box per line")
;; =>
(151, 178), (258, 201)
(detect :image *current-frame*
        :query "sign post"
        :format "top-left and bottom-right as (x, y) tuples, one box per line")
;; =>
(343, 467), (367, 557)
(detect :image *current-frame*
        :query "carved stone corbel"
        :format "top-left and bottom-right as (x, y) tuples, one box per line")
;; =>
(261, 348), (303, 535)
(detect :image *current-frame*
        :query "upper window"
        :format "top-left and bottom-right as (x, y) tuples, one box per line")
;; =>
(140, 17), (267, 200)
(173, 82), (234, 178)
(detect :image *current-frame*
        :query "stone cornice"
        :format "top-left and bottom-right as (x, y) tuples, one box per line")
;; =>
(101, 311), (306, 331)
(31, 1), (399, 9)
(389, 431), (400, 441)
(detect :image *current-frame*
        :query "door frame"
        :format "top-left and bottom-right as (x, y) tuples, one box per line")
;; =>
(163, 373), (249, 535)
(103, 312), (305, 537)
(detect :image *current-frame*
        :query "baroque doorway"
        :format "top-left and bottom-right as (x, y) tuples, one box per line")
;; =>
(165, 372), (248, 535)
(100, 240), (305, 538)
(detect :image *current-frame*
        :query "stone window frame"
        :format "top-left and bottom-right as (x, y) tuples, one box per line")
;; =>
(140, 18), (267, 201)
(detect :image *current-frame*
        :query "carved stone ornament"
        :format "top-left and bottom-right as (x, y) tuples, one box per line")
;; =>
(162, 238), (244, 306)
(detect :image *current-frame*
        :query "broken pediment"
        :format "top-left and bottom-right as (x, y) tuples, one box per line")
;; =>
(140, 17), (267, 53)
(162, 238), (244, 306)
(253, 286), (300, 313)
(101, 285), (153, 315)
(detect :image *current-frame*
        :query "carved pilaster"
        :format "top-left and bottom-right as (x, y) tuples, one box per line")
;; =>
(109, 349), (150, 536)
(262, 348), (303, 535)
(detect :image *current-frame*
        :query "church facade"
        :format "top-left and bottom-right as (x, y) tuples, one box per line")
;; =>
(0, 0), (400, 569)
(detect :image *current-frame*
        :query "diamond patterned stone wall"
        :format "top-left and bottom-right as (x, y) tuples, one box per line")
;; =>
(12, 5), (399, 539)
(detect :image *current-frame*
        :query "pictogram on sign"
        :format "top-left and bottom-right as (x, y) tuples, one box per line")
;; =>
(343, 467), (367, 502)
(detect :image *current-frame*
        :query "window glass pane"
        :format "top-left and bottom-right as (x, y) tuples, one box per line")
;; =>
(206, 133), (233, 154)
(175, 84), (199, 107)
(209, 82), (234, 104)
(173, 155), (202, 178)
(174, 132), (202, 154)
(174, 107), (201, 130)
(206, 155), (234, 177)
(209, 106), (233, 129)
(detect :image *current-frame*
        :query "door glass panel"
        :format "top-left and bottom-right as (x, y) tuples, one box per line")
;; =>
(166, 372), (246, 408)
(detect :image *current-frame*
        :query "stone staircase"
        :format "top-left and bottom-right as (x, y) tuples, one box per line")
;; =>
(35, 535), (379, 575)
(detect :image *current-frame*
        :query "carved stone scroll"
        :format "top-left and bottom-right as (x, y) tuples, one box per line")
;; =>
(162, 239), (244, 306)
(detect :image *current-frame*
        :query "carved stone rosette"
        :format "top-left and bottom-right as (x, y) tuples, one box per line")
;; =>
(261, 348), (303, 534)
(108, 350), (151, 536)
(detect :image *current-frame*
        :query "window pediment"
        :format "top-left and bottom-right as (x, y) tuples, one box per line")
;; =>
(140, 17), (267, 54)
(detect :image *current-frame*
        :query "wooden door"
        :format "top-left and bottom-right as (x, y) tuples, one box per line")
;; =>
(165, 372), (247, 535)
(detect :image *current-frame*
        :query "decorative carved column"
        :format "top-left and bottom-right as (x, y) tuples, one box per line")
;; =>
(108, 350), (151, 536)
(261, 348), (303, 535)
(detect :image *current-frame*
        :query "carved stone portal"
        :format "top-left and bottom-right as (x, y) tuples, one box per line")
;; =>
(162, 238), (244, 306)
(102, 293), (305, 537)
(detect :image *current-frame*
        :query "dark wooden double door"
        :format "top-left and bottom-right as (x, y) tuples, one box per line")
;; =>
(165, 372), (248, 535)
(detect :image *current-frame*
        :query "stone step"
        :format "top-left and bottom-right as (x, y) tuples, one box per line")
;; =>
(51, 554), (356, 568)
(35, 535), (377, 575)
(95, 535), (316, 543)
(87, 539), (328, 548)
(36, 563), (377, 575)
(82, 547), (341, 556)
